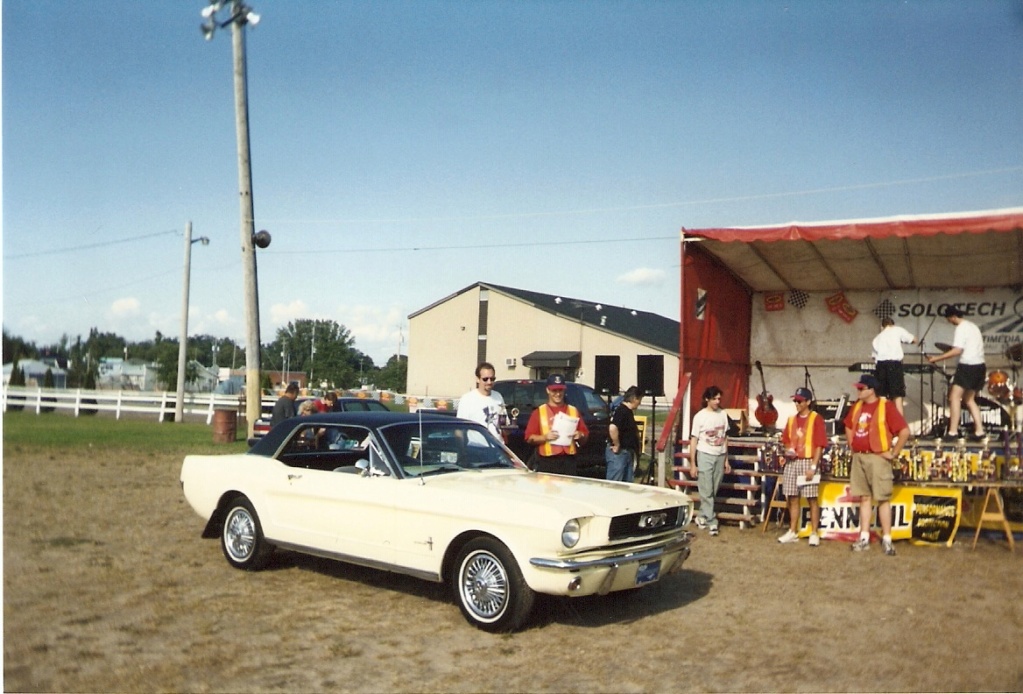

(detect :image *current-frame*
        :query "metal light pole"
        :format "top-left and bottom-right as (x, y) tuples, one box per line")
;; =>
(202, 1), (268, 437)
(176, 222), (210, 422)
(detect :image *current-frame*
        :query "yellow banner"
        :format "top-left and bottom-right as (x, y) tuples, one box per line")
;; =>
(793, 482), (962, 546)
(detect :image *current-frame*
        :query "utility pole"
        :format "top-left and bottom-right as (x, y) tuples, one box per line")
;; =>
(232, 6), (262, 437)
(175, 222), (209, 422)
(202, 1), (267, 437)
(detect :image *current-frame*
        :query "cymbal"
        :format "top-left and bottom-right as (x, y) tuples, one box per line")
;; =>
(1006, 343), (1023, 363)
(934, 342), (954, 353)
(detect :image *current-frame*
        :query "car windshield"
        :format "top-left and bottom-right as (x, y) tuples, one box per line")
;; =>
(377, 421), (524, 478)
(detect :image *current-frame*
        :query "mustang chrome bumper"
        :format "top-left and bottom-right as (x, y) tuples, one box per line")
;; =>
(529, 532), (694, 571)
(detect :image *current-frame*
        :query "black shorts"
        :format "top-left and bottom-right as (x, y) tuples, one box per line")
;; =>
(952, 363), (986, 392)
(874, 360), (906, 399)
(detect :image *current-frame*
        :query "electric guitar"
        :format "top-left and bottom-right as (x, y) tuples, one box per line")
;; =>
(754, 360), (778, 428)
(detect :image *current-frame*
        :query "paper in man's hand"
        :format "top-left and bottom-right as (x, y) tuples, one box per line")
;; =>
(551, 412), (580, 446)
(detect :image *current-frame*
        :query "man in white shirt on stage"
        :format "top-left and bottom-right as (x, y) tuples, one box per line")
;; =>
(456, 362), (507, 439)
(928, 306), (986, 440)
(871, 317), (917, 415)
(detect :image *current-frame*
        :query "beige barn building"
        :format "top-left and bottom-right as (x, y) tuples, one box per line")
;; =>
(407, 282), (680, 403)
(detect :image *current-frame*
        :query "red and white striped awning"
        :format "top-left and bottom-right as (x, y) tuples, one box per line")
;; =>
(682, 207), (1023, 293)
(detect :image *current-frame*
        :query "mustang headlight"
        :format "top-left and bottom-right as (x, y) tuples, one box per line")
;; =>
(561, 518), (581, 548)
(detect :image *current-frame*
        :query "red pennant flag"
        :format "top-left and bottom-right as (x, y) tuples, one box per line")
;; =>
(825, 291), (858, 323)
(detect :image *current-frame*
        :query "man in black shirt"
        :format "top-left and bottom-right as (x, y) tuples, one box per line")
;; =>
(606, 386), (642, 482)
(270, 382), (299, 430)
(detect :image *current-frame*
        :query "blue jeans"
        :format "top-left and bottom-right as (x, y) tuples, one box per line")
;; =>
(696, 450), (726, 528)
(605, 445), (635, 482)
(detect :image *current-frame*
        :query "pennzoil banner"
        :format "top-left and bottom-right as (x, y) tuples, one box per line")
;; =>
(793, 482), (962, 546)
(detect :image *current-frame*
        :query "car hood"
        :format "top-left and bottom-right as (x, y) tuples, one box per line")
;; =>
(415, 469), (686, 519)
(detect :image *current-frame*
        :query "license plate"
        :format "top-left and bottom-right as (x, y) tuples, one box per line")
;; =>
(635, 560), (661, 586)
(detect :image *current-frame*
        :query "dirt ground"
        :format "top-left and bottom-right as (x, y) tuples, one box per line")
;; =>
(4, 444), (1022, 693)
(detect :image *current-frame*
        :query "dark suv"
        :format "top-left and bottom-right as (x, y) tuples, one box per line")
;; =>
(491, 379), (610, 478)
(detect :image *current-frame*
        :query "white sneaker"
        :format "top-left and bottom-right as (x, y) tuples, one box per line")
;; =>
(694, 516), (707, 530)
(777, 529), (799, 544)
(808, 533), (820, 547)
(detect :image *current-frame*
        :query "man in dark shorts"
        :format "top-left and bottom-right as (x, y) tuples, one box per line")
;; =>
(871, 317), (917, 415)
(927, 306), (986, 440)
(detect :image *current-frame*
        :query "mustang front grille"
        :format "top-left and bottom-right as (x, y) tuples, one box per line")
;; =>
(608, 506), (684, 540)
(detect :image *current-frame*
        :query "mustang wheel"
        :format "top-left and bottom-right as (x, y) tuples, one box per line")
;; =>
(221, 496), (272, 570)
(453, 538), (535, 632)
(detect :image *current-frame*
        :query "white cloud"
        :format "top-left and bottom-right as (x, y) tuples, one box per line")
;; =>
(269, 300), (312, 326)
(109, 297), (141, 317)
(616, 268), (666, 286)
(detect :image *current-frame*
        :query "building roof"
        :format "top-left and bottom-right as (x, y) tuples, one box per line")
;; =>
(412, 282), (679, 355)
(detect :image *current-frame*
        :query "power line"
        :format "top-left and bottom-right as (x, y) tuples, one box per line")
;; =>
(4, 229), (180, 260)
(266, 235), (674, 256)
(256, 166), (1023, 226)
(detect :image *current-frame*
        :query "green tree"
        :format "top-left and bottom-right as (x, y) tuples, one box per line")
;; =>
(268, 319), (363, 389)
(3, 329), (37, 364)
(375, 354), (407, 392)
(85, 328), (126, 361)
(41, 368), (56, 413)
(154, 341), (199, 391)
(8, 357), (25, 411)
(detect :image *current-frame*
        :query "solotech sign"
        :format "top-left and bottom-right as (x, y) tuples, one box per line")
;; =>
(889, 290), (1023, 355)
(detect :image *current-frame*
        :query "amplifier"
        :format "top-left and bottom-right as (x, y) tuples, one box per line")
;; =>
(813, 396), (848, 436)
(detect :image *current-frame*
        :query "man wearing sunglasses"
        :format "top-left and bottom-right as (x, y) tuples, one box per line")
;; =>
(456, 361), (508, 438)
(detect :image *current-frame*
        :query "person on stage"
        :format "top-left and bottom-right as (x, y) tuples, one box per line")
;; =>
(776, 387), (826, 547)
(871, 317), (917, 416)
(927, 305), (986, 441)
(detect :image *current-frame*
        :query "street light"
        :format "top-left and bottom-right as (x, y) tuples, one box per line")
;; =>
(201, 0), (268, 437)
(176, 222), (210, 422)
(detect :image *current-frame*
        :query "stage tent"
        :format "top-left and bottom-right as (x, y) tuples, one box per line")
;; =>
(679, 208), (1023, 424)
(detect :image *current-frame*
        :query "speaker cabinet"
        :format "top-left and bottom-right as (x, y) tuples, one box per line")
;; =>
(593, 355), (621, 395)
(636, 355), (664, 396)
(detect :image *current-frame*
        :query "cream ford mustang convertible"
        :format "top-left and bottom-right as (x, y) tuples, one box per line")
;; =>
(180, 412), (694, 631)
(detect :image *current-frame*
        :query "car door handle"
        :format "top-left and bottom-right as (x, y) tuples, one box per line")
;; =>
(288, 474), (302, 481)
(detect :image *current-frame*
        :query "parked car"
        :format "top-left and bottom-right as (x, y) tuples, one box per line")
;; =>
(490, 379), (611, 478)
(181, 411), (693, 632)
(249, 396), (390, 444)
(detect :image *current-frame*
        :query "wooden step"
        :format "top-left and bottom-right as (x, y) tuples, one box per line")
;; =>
(673, 490), (761, 508)
(668, 479), (761, 493)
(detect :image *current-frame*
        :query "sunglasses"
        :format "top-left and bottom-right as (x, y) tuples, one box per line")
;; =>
(480, 376), (496, 382)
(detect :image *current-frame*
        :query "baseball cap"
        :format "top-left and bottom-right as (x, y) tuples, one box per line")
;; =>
(792, 387), (813, 402)
(546, 374), (567, 389)
(854, 374), (880, 390)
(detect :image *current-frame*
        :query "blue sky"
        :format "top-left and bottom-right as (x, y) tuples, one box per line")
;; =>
(4, 0), (1022, 367)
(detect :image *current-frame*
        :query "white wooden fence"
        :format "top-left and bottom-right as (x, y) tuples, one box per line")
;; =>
(1, 385), (252, 424)
(0, 386), (444, 424)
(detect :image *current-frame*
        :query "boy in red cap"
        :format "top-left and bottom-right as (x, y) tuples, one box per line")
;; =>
(777, 387), (826, 546)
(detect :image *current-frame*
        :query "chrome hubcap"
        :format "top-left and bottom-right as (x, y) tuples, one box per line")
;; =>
(461, 550), (508, 620)
(224, 507), (256, 562)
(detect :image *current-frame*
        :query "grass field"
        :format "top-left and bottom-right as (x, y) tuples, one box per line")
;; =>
(1, 410), (250, 455)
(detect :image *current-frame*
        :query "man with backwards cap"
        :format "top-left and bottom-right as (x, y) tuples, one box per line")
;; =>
(842, 374), (910, 556)
(524, 374), (590, 476)
(927, 305), (986, 440)
(777, 387), (827, 546)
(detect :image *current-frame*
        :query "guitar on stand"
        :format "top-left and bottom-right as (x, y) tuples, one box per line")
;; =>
(754, 360), (779, 431)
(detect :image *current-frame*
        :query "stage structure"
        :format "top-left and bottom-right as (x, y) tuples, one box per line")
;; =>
(667, 208), (1023, 543)
(679, 208), (1023, 437)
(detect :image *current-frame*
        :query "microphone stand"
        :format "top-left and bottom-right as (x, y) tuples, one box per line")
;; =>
(803, 365), (816, 401)
(916, 315), (938, 437)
